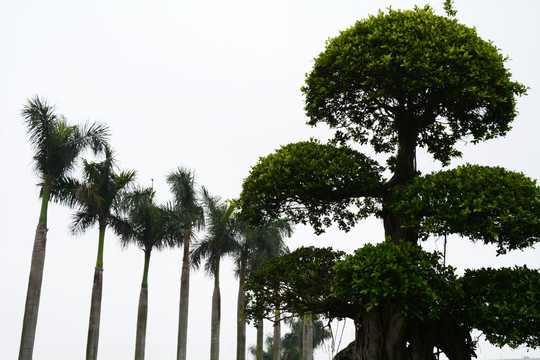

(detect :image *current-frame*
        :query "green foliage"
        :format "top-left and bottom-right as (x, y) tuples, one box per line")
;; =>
(244, 247), (346, 321)
(117, 187), (169, 253)
(332, 241), (459, 320)
(22, 95), (109, 200)
(392, 164), (540, 254)
(462, 266), (540, 348)
(302, 6), (527, 165)
(240, 139), (383, 233)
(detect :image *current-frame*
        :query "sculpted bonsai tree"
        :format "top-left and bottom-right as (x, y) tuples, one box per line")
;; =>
(239, 5), (539, 360)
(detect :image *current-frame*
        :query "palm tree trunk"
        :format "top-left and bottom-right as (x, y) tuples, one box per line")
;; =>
(135, 251), (151, 360)
(273, 309), (281, 360)
(19, 187), (50, 360)
(236, 260), (246, 360)
(256, 318), (263, 360)
(177, 237), (190, 360)
(210, 259), (221, 360)
(303, 314), (313, 360)
(86, 226), (106, 360)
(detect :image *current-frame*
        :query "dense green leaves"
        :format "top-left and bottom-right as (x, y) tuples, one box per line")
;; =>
(244, 247), (346, 321)
(393, 164), (540, 254)
(462, 266), (540, 348)
(332, 241), (459, 320)
(302, 6), (527, 165)
(240, 140), (383, 233)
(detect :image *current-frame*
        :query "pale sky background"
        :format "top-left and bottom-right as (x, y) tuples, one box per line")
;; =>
(1, 1), (539, 359)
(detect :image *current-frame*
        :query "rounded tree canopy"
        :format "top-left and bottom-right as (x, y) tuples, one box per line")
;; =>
(239, 139), (384, 233)
(392, 164), (540, 254)
(463, 266), (540, 348)
(302, 6), (527, 165)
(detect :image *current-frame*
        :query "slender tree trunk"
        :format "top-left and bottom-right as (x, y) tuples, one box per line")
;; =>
(19, 186), (50, 360)
(177, 236), (190, 360)
(273, 309), (281, 360)
(236, 260), (246, 360)
(210, 261), (221, 360)
(86, 226), (106, 360)
(135, 251), (151, 360)
(256, 318), (264, 360)
(303, 314), (313, 360)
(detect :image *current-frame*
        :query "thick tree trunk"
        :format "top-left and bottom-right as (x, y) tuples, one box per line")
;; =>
(236, 261), (246, 360)
(273, 310), (281, 360)
(19, 188), (50, 360)
(19, 222), (48, 360)
(256, 318), (264, 360)
(135, 251), (151, 360)
(383, 113), (419, 245)
(135, 288), (148, 360)
(86, 226), (106, 360)
(303, 314), (313, 360)
(353, 310), (408, 360)
(86, 267), (103, 360)
(177, 238), (190, 360)
(210, 282), (221, 360)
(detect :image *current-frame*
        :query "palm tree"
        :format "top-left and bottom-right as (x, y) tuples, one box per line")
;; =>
(234, 220), (292, 360)
(165, 168), (205, 360)
(116, 187), (168, 360)
(70, 146), (135, 360)
(191, 189), (238, 360)
(19, 96), (108, 360)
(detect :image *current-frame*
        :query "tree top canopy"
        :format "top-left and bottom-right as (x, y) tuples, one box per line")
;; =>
(302, 5), (527, 165)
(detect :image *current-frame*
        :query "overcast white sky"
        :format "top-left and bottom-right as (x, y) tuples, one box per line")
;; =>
(1, 1), (539, 359)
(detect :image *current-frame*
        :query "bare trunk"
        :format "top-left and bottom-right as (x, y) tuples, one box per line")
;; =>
(236, 263), (246, 360)
(303, 314), (313, 360)
(19, 187), (51, 360)
(134, 288), (148, 360)
(177, 239), (190, 360)
(273, 310), (281, 360)
(383, 113), (418, 245)
(18, 221), (48, 360)
(86, 267), (103, 360)
(135, 252), (151, 360)
(86, 226), (106, 360)
(256, 318), (263, 360)
(210, 283), (221, 360)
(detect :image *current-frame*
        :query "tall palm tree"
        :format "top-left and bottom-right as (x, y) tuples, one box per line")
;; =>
(70, 146), (135, 360)
(191, 189), (238, 360)
(116, 187), (168, 360)
(233, 220), (292, 360)
(165, 168), (205, 360)
(19, 96), (108, 360)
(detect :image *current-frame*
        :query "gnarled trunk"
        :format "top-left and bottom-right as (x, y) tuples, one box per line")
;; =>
(177, 238), (190, 360)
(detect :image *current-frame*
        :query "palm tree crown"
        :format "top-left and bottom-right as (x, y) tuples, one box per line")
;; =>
(23, 96), (109, 200)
